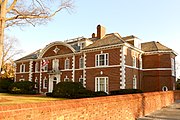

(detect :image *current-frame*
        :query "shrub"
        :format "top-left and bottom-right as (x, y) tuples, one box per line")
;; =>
(46, 92), (53, 97)
(94, 91), (108, 97)
(0, 78), (14, 93)
(52, 82), (108, 99)
(8, 81), (36, 94)
(110, 89), (143, 95)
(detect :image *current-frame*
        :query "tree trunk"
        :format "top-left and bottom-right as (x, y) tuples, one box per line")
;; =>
(0, 0), (7, 71)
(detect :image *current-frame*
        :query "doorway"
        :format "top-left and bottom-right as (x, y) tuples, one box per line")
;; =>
(49, 74), (60, 92)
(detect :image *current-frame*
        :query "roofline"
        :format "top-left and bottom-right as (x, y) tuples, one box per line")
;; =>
(143, 50), (178, 56)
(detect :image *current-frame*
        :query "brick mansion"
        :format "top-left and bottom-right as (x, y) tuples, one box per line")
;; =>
(15, 25), (177, 93)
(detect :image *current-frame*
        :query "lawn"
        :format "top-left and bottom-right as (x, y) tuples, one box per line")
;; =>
(0, 93), (64, 105)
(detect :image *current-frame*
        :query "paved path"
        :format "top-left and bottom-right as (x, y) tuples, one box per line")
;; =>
(138, 101), (180, 120)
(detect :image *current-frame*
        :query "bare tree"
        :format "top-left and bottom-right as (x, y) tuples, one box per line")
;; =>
(0, 0), (73, 70)
(0, 35), (23, 78)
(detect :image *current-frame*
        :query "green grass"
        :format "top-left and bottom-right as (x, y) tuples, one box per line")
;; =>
(0, 93), (65, 105)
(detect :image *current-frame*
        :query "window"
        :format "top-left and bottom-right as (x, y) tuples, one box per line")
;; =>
(162, 86), (168, 91)
(43, 77), (48, 89)
(20, 64), (25, 73)
(95, 77), (108, 93)
(52, 59), (59, 71)
(79, 42), (85, 49)
(79, 78), (84, 85)
(65, 58), (70, 69)
(139, 58), (142, 69)
(64, 78), (70, 82)
(133, 75), (137, 89)
(19, 79), (25, 81)
(96, 53), (108, 67)
(79, 57), (84, 69)
(35, 62), (39, 72)
(35, 77), (38, 88)
(171, 58), (175, 76)
(133, 56), (136, 68)
(42, 59), (49, 72)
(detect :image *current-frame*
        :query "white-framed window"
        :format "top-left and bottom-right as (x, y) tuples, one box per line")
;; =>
(35, 62), (39, 72)
(43, 77), (48, 89)
(52, 59), (59, 71)
(171, 58), (175, 76)
(64, 77), (70, 82)
(162, 86), (168, 91)
(78, 42), (85, 49)
(42, 59), (49, 72)
(65, 58), (70, 70)
(34, 77), (38, 88)
(133, 75), (137, 89)
(19, 79), (25, 81)
(79, 78), (84, 85)
(20, 64), (25, 73)
(139, 58), (142, 69)
(133, 56), (136, 68)
(79, 57), (84, 69)
(95, 53), (109, 67)
(95, 77), (108, 93)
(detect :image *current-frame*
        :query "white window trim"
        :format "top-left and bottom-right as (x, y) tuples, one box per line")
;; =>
(79, 77), (84, 85)
(95, 53), (109, 67)
(43, 77), (48, 89)
(19, 79), (25, 81)
(133, 75), (137, 89)
(35, 62), (39, 72)
(171, 58), (175, 76)
(162, 86), (168, 91)
(133, 56), (136, 68)
(95, 77), (109, 93)
(79, 57), (84, 69)
(64, 76), (70, 82)
(53, 58), (59, 71)
(65, 58), (70, 70)
(20, 64), (25, 73)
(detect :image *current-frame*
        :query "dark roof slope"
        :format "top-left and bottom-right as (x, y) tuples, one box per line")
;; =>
(16, 49), (41, 61)
(141, 41), (172, 52)
(83, 33), (125, 50)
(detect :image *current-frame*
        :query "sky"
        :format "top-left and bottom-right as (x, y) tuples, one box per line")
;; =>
(5, 0), (180, 77)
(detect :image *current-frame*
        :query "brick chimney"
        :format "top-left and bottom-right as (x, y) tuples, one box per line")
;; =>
(92, 33), (96, 38)
(97, 25), (106, 39)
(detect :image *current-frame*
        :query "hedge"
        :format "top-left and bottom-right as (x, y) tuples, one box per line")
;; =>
(8, 81), (36, 94)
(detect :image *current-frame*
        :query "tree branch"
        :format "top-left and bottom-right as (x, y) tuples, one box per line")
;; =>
(6, 0), (18, 13)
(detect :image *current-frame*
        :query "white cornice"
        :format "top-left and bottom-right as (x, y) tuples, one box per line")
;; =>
(144, 50), (178, 56)
(143, 68), (172, 71)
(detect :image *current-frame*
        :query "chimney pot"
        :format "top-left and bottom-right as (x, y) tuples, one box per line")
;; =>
(92, 33), (96, 38)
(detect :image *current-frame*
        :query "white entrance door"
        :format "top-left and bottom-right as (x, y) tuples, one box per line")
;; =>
(49, 74), (60, 92)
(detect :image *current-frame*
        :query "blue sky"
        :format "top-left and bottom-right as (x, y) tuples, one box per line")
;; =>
(6, 0), (180, 76)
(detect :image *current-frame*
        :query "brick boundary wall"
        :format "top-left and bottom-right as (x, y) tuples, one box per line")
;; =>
(0, 91), (179, 120)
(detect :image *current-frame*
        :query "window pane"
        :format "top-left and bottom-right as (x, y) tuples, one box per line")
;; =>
(99, 55), (105, 66)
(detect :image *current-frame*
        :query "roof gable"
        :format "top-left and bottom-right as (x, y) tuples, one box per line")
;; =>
(83, 33), (125, 50)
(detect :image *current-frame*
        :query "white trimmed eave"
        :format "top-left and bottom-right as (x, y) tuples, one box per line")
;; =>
(15, 59), (35, 63)
(144, 50), (178, 56)
(38, 41), (76, 58)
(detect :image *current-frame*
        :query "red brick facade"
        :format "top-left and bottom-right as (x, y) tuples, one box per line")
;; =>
(15, 25), (177, 93)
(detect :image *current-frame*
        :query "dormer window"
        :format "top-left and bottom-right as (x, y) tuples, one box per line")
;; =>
(78, 42), (85, 49)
